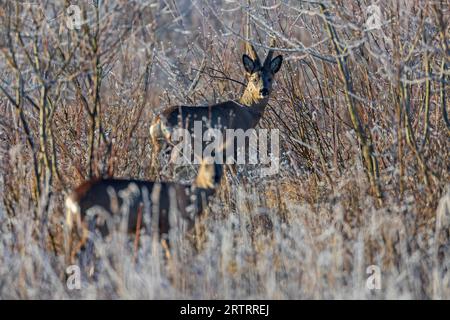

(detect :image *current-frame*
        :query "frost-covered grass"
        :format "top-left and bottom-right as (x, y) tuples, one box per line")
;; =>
(1, 166), (449, 299)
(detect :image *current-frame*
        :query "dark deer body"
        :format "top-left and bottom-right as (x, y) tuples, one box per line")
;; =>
(66, 179), (192, 236)
(160, 100), (265, 133)
(65, 161), (222, 259)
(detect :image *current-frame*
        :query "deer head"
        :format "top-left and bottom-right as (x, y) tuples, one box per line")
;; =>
(240, 40), (283, 107)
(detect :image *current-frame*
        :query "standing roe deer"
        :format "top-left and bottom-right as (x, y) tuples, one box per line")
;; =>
(65, 159), (222, 261)
(149, 40), (283, 176)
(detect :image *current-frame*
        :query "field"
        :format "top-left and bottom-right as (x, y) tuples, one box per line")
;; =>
(0, 0), (449, 299)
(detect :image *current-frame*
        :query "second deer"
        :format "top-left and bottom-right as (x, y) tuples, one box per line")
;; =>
(65, 159), (222, 262)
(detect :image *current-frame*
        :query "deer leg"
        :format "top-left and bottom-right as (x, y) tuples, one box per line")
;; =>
(64, 211), (74, 266)
(150, 118), (166, 181)
(150, 139), (165, 181)
(161, 238), (172, 261)
(65, 207), (86, 265)
(150, 142), (160, 180)
(70, 224), (89, 265)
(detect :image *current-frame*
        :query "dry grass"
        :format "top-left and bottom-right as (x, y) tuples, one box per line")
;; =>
(0, 0), (449, 299)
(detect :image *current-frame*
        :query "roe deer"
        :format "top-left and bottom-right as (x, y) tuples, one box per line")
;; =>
(149, 40), (283, 176)
(65, 159), (222, 261)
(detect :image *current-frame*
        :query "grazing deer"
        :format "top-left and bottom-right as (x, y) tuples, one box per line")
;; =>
(64, 159), (223, 262)
(149, 40), (283, 177)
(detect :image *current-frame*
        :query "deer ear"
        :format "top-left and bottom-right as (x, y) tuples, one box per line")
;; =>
(242, 54), (256, 74)
(270, 55), (283, 74)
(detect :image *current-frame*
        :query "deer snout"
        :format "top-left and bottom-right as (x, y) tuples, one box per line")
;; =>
(260, 88), (269, 97)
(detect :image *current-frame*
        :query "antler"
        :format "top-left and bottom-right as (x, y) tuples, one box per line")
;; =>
(263, 37), (276, 69)
(246, 42), (261, 68)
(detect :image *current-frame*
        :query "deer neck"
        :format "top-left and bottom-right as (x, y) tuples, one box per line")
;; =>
(239, 88), (269, 112)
